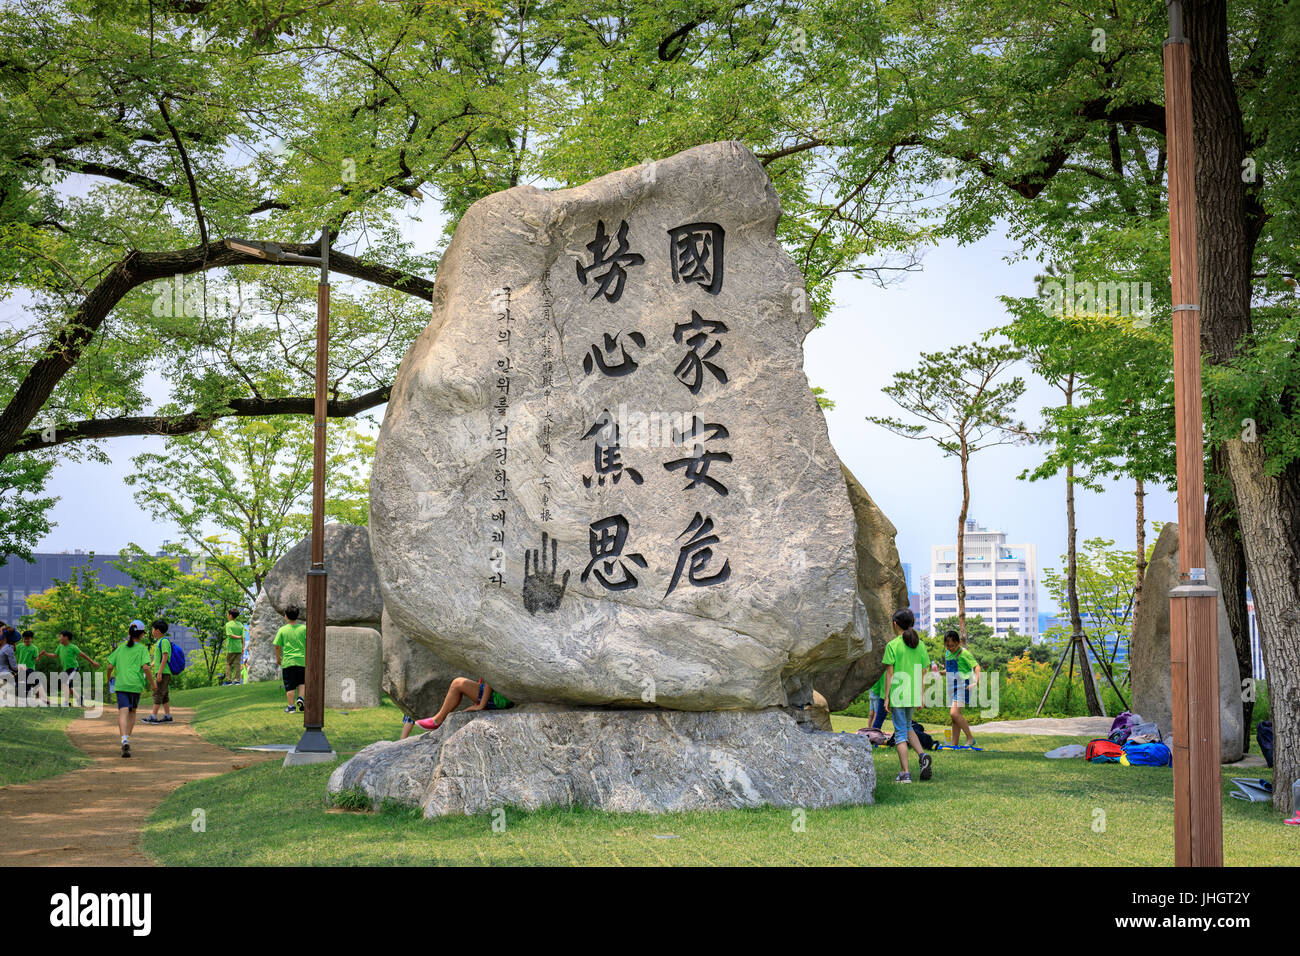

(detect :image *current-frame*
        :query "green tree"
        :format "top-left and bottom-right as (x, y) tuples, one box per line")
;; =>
(126, 415), (374, 605)
(1042, 536), (1155, 700)
(22, 558), (158, 666)
(117, 544), (249, 687)
(0, 454), (56, 561)
(796, 0), (1300, 811)
(868, 342), (1025, 639)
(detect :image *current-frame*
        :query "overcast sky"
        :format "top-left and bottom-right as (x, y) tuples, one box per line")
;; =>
(31, 193), (1178, 615)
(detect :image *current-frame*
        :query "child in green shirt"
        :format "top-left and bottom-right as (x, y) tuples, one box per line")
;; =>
(943, 630), (982, 748)
(222, 609), (245, 686)
(881, 608), (932, 784)
(105, 622), (155, 758)
(143, 620), (175, 724)
(273, 605), (308, 713)
(16, 630), (44, 703)
(37, 631), (98, 706)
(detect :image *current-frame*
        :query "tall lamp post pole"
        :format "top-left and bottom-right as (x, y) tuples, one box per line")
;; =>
(1162, 0), (1222, 867)
(222, 229), (334, 763)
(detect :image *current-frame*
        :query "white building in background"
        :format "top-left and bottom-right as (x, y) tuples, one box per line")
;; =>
(925, 519), (1038, 639)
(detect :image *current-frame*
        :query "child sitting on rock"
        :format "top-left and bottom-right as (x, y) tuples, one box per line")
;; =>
(415, 677), (514, 731)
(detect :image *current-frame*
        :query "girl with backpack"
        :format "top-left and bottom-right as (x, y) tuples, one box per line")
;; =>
(881, 608), (932, 783)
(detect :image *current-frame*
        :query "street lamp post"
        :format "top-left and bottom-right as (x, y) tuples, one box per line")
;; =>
(223, 229), (335, 765)
(1162, 0), (1223, 867)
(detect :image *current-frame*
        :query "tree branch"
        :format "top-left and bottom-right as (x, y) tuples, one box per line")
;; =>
(0, 240), (431, 459)
(11, 386), (391, 452)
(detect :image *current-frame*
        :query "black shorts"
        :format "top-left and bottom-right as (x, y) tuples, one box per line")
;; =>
(282, 666), (305, 691)
(116, 691), (141, 710)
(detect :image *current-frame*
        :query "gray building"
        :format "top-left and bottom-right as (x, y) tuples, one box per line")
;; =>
(0, 550), (201, 653)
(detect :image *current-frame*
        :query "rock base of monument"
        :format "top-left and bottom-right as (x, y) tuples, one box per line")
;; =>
(327, 705), (875, 817)
(284, 748), (340, 767)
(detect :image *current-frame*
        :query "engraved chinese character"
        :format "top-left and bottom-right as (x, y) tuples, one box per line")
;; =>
(582, 331), (646, 377)
(575, 219), (644, 303)
(665, 512), (731, 596)
(672, 310), (729, 394)
(664, 418), (732, 496)
(581, 409), (643, 487)
(668, 222), (725, 295)
(580, 515), (648, 591)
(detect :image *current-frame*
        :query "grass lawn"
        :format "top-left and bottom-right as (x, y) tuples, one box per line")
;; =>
(141, 686), (1295, 866)
(169, 680), (408, 755)
(0, 705), (91, 786)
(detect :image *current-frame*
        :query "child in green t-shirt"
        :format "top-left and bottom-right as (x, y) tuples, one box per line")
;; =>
(105, 622), (156, 758)
(143, 621), (175, 724)
(37, 630), (98, 706)
(867, 671), (889, 732)
(222, 609), (245, 686)
(943, 630), (982, 748)
(16, 630), (45, 703)
(273, 605), (308, 713)
(881, 608), (932, 784)
(413, 676), (515, 731)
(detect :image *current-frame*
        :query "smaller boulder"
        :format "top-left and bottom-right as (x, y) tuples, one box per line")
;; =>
(262, 524), (382, 628)
(324, 626), (383, 709)
(245, 591), (285, 683)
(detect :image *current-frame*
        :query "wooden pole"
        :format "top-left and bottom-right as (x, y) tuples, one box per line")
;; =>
(297, 227), (332, 756)
(1163, 0), (1222, 867)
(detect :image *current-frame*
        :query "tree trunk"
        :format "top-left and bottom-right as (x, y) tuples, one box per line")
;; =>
(1066, 458), (1104, 716)
(956, 441), (970, 641)
(1187, 0), (1300, 812)
(1206, 445), (1253, 753)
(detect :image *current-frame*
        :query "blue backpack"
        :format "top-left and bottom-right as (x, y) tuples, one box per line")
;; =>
(1122, 742), (1172, 767)
(162, 639), (187, 674)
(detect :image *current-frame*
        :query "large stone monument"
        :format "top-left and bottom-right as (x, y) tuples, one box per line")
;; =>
(331, 141), (877, 816)
(1130, 522), (1245, 762)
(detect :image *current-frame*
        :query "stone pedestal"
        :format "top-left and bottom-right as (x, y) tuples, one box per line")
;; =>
(324, 626), (382, 709)
(327, 705), (874, 817)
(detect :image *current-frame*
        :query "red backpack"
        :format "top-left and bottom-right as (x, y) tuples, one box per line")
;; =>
(1085, 738), (1125, 762)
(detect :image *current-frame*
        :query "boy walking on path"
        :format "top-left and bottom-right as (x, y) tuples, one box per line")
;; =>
(143, 620), (174, 724)
(222, 609), (245, 686)
(37, 631), (98, 706)
(105, 622), (155, 758)
(273, 605), (307, 713)
(881, 608), (933, 784)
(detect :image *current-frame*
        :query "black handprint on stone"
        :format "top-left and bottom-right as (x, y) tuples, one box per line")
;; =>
(523, 531), (570, 615)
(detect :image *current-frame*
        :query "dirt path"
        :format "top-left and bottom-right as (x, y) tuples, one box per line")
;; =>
(0, 706), (274, 866)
